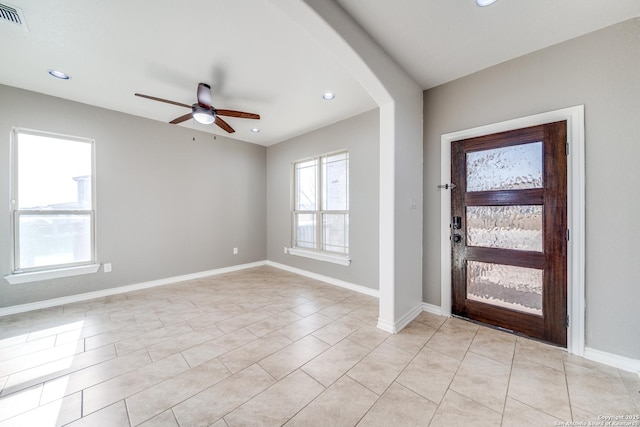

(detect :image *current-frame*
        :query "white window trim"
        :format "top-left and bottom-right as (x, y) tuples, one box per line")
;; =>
(291, 150), (350, 260)
(8, 127), (99, 283)
(286, 247), (351, 266)
(5, 264), (101, 285)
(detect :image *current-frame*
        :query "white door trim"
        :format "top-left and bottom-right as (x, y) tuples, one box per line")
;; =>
(440, 105), (585, 356)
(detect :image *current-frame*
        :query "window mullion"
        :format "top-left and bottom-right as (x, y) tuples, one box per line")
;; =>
(316, 156), (322, 251)
(13, 210), (21, 273)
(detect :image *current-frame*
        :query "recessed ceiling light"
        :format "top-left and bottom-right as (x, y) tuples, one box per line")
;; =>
(322, 92), (335, 101)
(250, 128), (260, 133)
(476, 0), (497, 6)
(48, 69), (71, 80)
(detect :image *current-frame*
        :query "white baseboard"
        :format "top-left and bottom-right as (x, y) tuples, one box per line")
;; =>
(0, 261), (266, 317)
(3, 260), (638, 378)
(422, 302), (443, 316)
(584, 347), (640, 375)
(376, 304), (423, 333)
(264, 261), (379, 298)
(419, 305), (639, 376)
(376, 318), (395, 333)
(1, 260), (379, 318)
(396, 304), (424, 331)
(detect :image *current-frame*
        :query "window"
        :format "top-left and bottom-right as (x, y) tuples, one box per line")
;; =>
(292, 151), (349, 263)
(10, 128), (96, 277)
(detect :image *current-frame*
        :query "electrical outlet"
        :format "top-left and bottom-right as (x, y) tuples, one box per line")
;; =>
(104, 263), (112, 273)
(284, 247), (288, 254)
(233, 247), (238, 255)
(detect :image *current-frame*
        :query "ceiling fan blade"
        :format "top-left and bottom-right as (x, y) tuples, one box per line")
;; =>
(169, 113), (193, 124)
(215, 116), (235, 133)
(215, 109), (260, 120)
(197, 83), (212, 108)
(135, 93), (191, 109)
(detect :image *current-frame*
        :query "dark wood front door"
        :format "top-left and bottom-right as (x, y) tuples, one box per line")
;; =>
(451, 122), (568, 346)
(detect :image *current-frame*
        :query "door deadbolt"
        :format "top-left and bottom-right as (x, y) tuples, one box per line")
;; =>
(452, 233), (462, 243)
(452, 216), (462, 229)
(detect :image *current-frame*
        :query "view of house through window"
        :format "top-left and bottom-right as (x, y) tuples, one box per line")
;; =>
(293, 151), (349, 255)
(12, 129), (95, 272)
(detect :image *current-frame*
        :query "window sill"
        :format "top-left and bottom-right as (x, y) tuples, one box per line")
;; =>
(4, 264), (101, 285)
(287, 248), (351, 266)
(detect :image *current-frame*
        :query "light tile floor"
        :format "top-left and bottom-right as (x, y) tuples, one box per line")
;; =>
(0, 266), (638, 426)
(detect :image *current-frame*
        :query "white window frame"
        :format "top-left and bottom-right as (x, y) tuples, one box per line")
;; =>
(5, 128), (99, 284)
(289, 150), (350, 266)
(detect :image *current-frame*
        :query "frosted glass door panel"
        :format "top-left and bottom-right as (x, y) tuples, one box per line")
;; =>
(467, 261), (542, 315)
(467, 206), (543, 251)
(467, 142), (543, 191)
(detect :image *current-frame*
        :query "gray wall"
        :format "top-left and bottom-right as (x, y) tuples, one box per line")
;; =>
(0, 84), (267, 308)
(267, 109), (379, 290)
(423, 18), (640, 359)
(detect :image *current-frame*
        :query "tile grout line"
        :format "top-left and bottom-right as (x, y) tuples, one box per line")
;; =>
(130, 308), (355, 425)
(564, 357), (575, 422)
(123, 398), (134, 427)
(277, 368), (329, 425)
(345, 317), (450, 425)
(281, 323), (392, 422)
(498, 338), (516, 427)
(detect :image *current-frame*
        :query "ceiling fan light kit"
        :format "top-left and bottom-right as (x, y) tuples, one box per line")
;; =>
(135, 83), (260, 134)
(192, 104), (215, 124)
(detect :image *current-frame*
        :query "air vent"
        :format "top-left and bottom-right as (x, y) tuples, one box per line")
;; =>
(0, 3), (28, 31)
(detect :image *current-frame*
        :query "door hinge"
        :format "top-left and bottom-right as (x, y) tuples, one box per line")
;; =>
(566, 229), (570, 241)
(566, 315), (570, 327)
(566, 142), (569, 156)
(437, 183), (457, 190)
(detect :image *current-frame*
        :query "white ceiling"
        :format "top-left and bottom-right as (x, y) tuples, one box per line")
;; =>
(1, 0), (638, 146)
(337, 0), (640, 89)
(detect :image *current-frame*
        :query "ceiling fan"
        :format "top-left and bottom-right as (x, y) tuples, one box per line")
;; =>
(135, 83), (260, 134)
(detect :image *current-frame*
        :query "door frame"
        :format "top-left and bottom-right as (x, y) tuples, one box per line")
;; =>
(439, 105), (585, 356)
